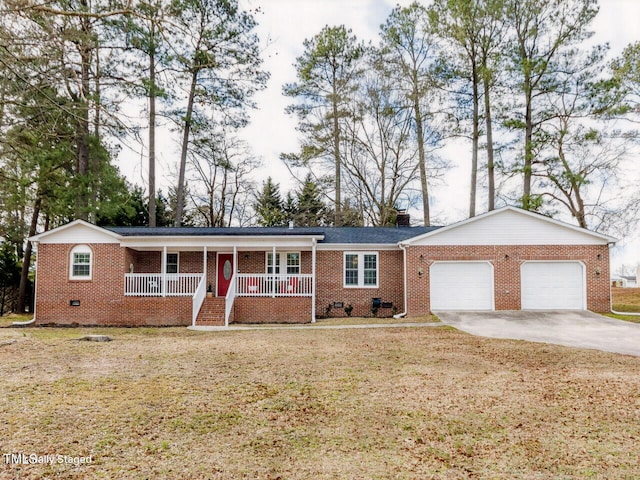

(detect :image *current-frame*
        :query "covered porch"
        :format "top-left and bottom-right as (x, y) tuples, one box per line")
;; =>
(120, 233), (323, 326)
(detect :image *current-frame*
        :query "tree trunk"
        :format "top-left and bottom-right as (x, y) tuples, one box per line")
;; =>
(148, 44), (157, 227)
(331, 81), (342, 226)
(75, 12), (92, 221)
(469, 60), (479, 218)
(523, 76), (533, 210)
(483, 75), (495, 211)
(413, 88), (430, 226)
(17, 196), (41, 313)
(174, 70), (198, 227)
(90, 38), (101, 220)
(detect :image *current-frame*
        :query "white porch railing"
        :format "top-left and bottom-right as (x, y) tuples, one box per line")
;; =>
(192, 275), (207, 325)
(125, 273), (202, 297)
(236, 274), (313, 297)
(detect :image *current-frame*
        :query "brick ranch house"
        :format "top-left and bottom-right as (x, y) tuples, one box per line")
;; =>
(29, 207), (616, 327)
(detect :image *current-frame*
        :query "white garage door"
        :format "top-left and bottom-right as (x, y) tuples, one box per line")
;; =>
(430, 262), (494, 310)
(521, 262), (585, 310)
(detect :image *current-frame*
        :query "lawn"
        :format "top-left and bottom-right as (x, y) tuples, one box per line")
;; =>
(611, 287), (640, 322)
(1, 325), (639, 479)
(612, 287), (640, 312)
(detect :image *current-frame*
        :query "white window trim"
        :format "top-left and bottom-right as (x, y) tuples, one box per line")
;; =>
(266, 251), (301, 275)
(286, 252), (301, 275)
(343, 251), (379, 288)
(69, 245), (93, 280)
(166, 252), (179, 274)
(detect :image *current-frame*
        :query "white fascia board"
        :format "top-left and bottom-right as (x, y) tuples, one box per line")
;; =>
(401, 206), (617, 246)
(316, 243), (400, 251)
(29, 220), (122, 244)
(120, 235), (324, 250)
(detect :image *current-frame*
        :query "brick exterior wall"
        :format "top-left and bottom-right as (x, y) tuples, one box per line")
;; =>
(36, 244), (194, 326)
(405, 244), (611, 316)
(233, 297), (312, 323)
(121, 297), (191, 326)
(35, 241), (611, 326)
(128, 250), (205, 274)
(36, 243), (126, 326)
(236, 251), (312, 274)
(315, 250), (404, 318)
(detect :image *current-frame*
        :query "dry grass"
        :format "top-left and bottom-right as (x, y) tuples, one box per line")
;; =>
(612, 287), (640, 312)
(244, 314), (437, 327)
(0, 313), (33, 328)
(1, 325), (639, 479)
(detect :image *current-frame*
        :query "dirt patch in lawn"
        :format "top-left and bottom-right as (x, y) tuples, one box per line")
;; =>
(1, 326), (639, 479)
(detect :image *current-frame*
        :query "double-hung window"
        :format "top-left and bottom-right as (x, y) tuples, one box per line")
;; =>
(166, 253), (179, 274)
(267, 252), (301, 275)
(286, 253), (300, 275)
(344, 252), (378, 288)
(70, 245), (92, 280)
(266, 253), (279, 275)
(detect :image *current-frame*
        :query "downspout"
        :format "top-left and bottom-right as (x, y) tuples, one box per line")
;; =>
(610, 308), (640, 316)
(393, 242), (408, 319)
(13, 241), (37, 327)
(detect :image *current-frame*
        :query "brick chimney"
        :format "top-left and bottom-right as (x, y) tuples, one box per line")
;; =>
(395, 210), (410, 227)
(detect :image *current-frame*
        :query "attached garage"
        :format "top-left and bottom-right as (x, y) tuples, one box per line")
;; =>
(430, 261), (494, 310)
(521, 261), (585, 310)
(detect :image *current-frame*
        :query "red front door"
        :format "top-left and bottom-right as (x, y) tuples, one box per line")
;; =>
(217, 254), (234, 297)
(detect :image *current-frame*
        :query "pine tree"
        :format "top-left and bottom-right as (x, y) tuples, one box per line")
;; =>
(283, 25), (365, 226)
(255, 178), (286, 227)
(294, 176), (328, 227)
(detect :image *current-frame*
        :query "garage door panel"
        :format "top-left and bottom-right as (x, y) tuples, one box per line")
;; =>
(430, 262), (494, 311)
(521, 262), (584, 310)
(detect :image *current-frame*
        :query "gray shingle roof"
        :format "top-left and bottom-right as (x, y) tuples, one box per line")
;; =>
(105, 225), (441, 244)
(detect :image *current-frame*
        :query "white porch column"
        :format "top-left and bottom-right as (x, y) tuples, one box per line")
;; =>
(161, 246), (167, 297)
(272, 245), (276, 298)
(233, 245), (237, 286)
(203, 246), (208, 287)
(311, 238), (317, 323)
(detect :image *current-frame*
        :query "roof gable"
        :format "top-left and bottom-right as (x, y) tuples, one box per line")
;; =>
(403, 207), (617, 246)
(29, 220), (121, 244)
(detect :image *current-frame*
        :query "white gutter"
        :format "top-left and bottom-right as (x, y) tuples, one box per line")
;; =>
(393, 243), (408, 319)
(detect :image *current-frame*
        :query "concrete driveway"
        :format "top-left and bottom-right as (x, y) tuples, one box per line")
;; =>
(434, 310), (640, 357)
